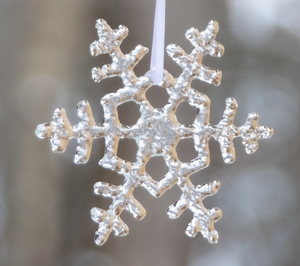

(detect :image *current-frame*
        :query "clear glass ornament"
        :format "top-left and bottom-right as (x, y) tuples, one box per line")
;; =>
(35, 19), (273, 246)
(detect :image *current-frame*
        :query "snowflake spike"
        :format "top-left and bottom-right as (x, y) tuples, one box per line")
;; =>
(112, 216), (129, 237)
(160, 70), (176, 89)
(195, 180), (221, 199)
(166, 44), (196, 70)
(197, 65), (223, 86)
(94, 225), (112, 246)
(49, 108), (72, 153)
(213, 97), (238, 164)
(91, 67), (104, 83)
(211, 207), (222, 223)
(94, 226), (113, 246)
(259, 125), (274, 139)
(73, 101), (96, 164)
(91, 207), (106, 223)
(35, 123), (53, 140)
(127, 45), (149, 68)
(185, 218), (200, 238)
(94, 182), (119, 197)
(126, 197), (146, 221)
(167, 197), (189, 219)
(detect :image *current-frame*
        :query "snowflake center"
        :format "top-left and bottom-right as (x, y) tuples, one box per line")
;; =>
(148, 111), (177, 153)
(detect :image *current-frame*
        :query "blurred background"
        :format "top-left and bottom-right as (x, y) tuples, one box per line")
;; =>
(0, 0), (299, 265)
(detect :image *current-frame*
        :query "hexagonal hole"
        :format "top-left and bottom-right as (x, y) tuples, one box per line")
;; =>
(146, 85), (169, 108)
(175, 102), (197, 125)
(146, 156), (169, 181)
(117, 101), (140, 126)
(117, 138), (138, 162)
(176, 138), (197, 162)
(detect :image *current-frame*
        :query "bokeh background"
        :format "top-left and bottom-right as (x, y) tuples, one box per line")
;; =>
(0, 0), (299, 265)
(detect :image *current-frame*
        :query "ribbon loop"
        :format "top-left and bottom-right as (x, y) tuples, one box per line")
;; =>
(150, 0), (166, 85)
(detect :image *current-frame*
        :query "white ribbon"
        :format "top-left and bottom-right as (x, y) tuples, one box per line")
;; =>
(150, 0), (166, 85)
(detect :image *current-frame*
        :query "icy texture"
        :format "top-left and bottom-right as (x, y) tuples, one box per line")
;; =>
(35, 19), (274, 246)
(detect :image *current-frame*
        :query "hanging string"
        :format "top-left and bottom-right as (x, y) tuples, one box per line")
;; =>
(150, 0), (166, 85)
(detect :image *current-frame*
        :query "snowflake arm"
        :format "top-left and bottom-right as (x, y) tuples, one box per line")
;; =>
(35, 101), (103, 164)
(212, 98), (274, 163)
(166, 20), (224, 87)
(91, 177), (146, 245)
(90, 19), (149, 86)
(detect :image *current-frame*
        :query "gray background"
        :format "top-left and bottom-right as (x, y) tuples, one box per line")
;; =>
(1, 0), (299, 265)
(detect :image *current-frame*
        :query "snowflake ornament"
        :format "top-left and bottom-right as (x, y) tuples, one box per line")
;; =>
(35, 19), (274, 246)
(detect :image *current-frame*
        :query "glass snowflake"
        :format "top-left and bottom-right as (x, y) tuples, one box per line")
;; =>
(35, 19), (274, 246)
